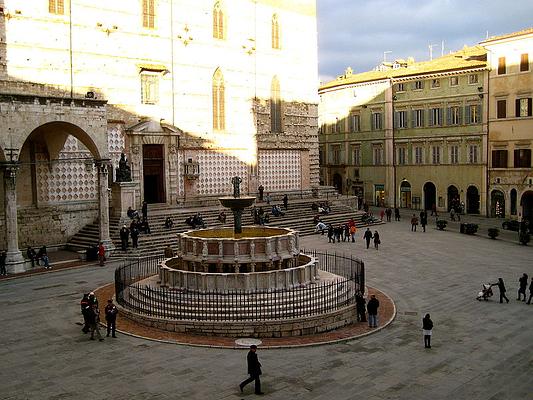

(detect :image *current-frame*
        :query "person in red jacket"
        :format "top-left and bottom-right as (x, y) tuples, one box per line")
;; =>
(98, 242), (106, 266)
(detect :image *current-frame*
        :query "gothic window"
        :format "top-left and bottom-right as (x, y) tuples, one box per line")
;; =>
(213, 2), (225, 39)
(49, 0), (64, 14)
(272, 14), (280, 49)
(142, 0), (155, 29)
(270, 76), (282, 132)
(212, 69), (225, 131)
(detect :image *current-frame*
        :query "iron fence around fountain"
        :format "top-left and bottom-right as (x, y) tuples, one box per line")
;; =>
(115, 251), (364, 322)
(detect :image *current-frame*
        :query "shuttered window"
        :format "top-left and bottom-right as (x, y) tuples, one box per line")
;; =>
(520, 53), (529, 72)
(49, 0), (64, 14)
(497, 100), (507, 119)
(498, 57), (506, 75)
(142, 0), (155, 29)
(515, 98), (532, 117)
(492, 150), (508, 168)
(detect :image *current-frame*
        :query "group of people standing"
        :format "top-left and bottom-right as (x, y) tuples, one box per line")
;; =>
(80, 292), (118, 341)
(492, 274), (533, 304)
(410, 210), (428, 232)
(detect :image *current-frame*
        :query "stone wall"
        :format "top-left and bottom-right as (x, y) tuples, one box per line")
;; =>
(117, 303), (356, 338)
(0, 202), (98, 247)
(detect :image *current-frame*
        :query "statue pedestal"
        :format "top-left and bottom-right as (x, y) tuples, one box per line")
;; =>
(111, 181), (140, 218)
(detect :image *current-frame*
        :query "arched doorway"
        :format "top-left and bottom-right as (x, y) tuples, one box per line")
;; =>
(521, 191), (533, 223)
(490, 190), (505, 218)
(510, 189), (517, 215)
(447, 185), (460, 212)
(400, 181), (411, 208)
(466, 186), (480, 214)
(332, 173), (343, 194)
(423, 182), (436, 211)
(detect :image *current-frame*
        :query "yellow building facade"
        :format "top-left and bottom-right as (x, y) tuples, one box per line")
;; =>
(319, 47), (488, 215)
(482, 29), (533, 221)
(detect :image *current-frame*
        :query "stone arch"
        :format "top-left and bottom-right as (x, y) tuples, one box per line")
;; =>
(520, 190), (533, 223)
(490, 189), (505, 218)
(399, 180), (411, 208)
(447, 184), (460, 212)
(510, 188), (517, 215)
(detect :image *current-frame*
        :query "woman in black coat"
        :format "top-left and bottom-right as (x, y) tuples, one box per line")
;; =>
(422, 314), (433, 348)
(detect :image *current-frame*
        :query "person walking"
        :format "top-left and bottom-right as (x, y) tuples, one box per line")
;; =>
(265, 193), (271, 205)
(363, 228), (373, 249)
(327, 224), (334, 243)
(379, 209), (385, 221)
(422, 313), (433, 349)
(0, 250), (6, 276)
(355, 291), (366, 322)
(411, 214), (418, 232)
(373, 230), (380, 250)
(517, 273), (528, 301)
(104, 299), (118, 338)
(385, 207), (392, 222)
(258, 185), (264, 202)
(349, 224), (357, 243)
(493, 278), (509, 303)
(367, 294), (380, 328)
(239, 345), (263, 395)
(88, 304), (104, 341)
(394, 207), (400, 221)
(283, 194), (288, 210)
(80, 293), (91, 334)
(420, 210), (428, 232)
(98, 242), (106, 266)
(527, 277), (533, 305)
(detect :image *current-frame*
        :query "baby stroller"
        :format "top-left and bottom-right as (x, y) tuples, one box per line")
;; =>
(476, 283), (493, 301)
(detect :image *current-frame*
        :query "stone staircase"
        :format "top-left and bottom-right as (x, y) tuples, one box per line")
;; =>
(67, 197), (383, 258)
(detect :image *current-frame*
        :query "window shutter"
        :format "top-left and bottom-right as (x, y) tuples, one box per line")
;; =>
(477, 104), (482, 123)
(465, 106), (471, 124)
(446, 108), (451, 125)
(516, 99), (521, 117)
(49, 0), (55, 13)
(411, 110), (416, 128)
(458, 107), (462, 125)
(528, 98), (532, 116)
(370, 114), (374, 130)
(438, 108), (443, 126)
(394, 112), (399, 128)
(421, 110), (425, 127)
(428, 109), (434, 126)
(57, 0), (64, 14)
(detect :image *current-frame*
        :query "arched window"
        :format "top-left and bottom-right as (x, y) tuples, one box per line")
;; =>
(213, 2), (225, 39)
(272, 14), (280, 49)
(510, 188), (517, 215)
(271, 77), (282, 132)
(212, 69), (225, 131)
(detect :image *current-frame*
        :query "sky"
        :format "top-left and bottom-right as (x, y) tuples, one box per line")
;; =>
(317, 0), (533, 83)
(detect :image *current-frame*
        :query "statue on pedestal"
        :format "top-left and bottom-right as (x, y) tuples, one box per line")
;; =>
(115, 153), (132, 182)
(231, 176), (242, 198)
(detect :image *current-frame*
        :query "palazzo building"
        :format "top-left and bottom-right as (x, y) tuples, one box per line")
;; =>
(482, 29), (533, 220)
(0, 0), (319, 270)
(319, 46), (488, 214)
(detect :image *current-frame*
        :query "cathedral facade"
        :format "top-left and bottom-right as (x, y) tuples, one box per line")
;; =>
(0, 0), (319, 269)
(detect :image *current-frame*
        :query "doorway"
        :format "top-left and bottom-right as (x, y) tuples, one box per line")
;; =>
(521, 191), (533, 223)
(490, 190), (505, 217)
(143, 144), (166, 203)
(466, 186), (480, 214)
(333, 173), (343, 194)
(447, 185), (460, 212)
(423, 182), (436, 211)
(400, 181), (412, 208)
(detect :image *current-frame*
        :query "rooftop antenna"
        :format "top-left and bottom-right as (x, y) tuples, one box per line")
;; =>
(428, 44), (439, 60)
(383, 50), (392, 63)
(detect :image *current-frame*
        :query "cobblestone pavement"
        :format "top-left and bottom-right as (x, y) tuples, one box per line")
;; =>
(1, 219), (532, 400)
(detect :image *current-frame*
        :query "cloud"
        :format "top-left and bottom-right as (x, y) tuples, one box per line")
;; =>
(317, 0), (533, 82)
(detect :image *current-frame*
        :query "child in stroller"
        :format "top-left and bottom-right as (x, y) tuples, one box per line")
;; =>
(476, 283), (494, 301)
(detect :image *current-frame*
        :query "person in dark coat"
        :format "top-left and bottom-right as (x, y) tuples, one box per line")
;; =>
(258, 185), (264, 201)
(527, 277), (533, 305)
(420, 210), (428, 232)
(493, 278), (509, 303)
(0, 250), (6, 276)
(283, 194), (288, 210)
(363, 228), (373, 249)
(385, 207), (392, 222)
(422, 313), (433, 348)
(131, 225), (140, 249)
(119, 225), (130, 251)
(355, 291), (367, 322)
(411, 214), (418, 232)
(373, 231), (381, 250)
(80, 293), (91, 333)
(26, 246), (38, 268)
(367, 294), (380, 328)
(88, 303), (104, 341)
(141, 201), (148, 219)
(104, 299), (118, 338)
(394, 207), (400, 221)
(517, 273), (528, 301)
(239, 345), (263, 395)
